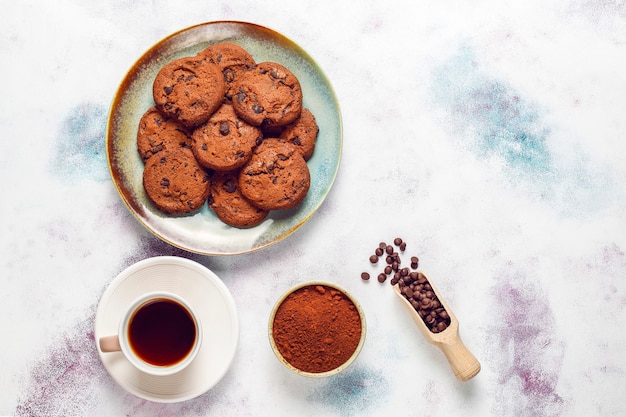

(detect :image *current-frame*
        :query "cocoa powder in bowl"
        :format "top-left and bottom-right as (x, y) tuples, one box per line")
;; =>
(269, 282), (366, 377)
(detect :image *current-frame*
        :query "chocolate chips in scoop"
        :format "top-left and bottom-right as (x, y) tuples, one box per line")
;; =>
(397, 271), (451, 333)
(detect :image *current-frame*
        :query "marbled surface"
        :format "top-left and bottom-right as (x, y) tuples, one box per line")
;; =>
(2, 1), (626, 416)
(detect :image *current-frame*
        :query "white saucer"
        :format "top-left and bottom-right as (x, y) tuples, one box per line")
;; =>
(95, 256), (239, 403)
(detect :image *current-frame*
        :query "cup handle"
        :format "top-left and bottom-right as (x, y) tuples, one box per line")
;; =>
(99, 335), (122, 352)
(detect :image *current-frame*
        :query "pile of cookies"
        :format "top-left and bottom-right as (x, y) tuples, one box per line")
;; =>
(137, 42), (319, 228)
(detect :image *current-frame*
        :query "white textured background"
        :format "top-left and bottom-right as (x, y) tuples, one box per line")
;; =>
(2, 0), (626, 416)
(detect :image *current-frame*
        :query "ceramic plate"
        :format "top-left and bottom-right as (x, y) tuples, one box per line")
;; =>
(94, 256), (239, 402)
(106, 21), (342, 255)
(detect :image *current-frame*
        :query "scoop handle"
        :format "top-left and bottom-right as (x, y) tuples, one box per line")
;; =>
(439, 332), (480, 381)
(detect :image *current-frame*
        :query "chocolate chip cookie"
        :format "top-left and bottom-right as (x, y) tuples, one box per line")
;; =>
(208, 170), (269, 228)
(279, 108), (319, 160)
(152, 56), (225, 127)
(198, 42), (256, 101)
(233, 62), (302, 128)
(136, 106), (192, 162)
(191, 103), (262, 171)
(238, 138), (310, 210)
(142, 147), (210, 214)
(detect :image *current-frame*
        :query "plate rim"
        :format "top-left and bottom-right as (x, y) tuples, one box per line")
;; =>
(105, 20), (343, 256)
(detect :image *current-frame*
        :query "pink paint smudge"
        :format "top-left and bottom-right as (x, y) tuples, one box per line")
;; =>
(14, 307), (113, 417)
(488, 267), (566, 417)
(14, 302), (235, 416)
(14, 247), (236, 417)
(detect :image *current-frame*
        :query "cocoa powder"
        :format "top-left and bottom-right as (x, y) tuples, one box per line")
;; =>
(271, 284), (362, 374)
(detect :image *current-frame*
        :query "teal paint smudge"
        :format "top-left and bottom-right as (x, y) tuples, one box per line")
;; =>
(52, 103), (109, 183)
(429, 44), (623, 216)
(431, 45), (553, 177)
(307, 367), (388, 416)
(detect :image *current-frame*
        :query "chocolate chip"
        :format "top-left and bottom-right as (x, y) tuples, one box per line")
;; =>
(223, 68), (235, 83)
(394, 237), (403, 246)
(252, 104), (263, 114)
(361, 272), (370, 281)
(377, 273), (387, 283)
(375, 247), (384, 256)
(164, 85), (174, 95)
(369, 255), (379, 264)
(222, 178), (237, 193)
(236, 89), (246, 102)
(160, 177), (170, 187)
(219, 122), (230, 136)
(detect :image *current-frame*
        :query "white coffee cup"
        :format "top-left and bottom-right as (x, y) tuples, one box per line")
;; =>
(99, 291), (202, 376)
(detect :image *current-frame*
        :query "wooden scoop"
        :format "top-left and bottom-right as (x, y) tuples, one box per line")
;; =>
(393, 272), (480, 381)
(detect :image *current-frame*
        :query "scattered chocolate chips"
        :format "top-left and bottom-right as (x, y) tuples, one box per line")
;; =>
(360, 237), (451, 333)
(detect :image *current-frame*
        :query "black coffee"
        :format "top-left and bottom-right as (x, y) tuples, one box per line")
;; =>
(128, 298), (196, 367)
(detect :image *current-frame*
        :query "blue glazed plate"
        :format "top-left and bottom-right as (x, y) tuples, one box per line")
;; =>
(107, 21), (342, 255)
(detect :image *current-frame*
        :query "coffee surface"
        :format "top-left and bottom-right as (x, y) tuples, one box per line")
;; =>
(128, 299), (196, 367)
